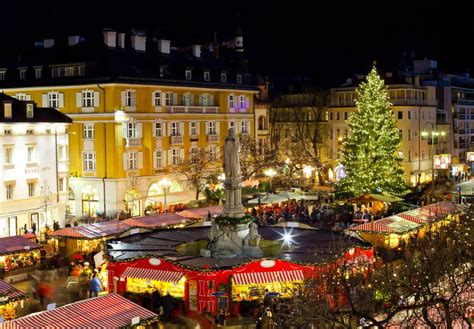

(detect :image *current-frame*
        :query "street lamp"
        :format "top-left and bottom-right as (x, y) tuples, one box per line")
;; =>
(158, 178), (172, 211)
(264, 168), (277, 192)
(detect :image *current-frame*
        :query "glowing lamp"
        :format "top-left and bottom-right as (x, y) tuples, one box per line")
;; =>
(114, 110), (128, 122)
(303, 165), (313, 178)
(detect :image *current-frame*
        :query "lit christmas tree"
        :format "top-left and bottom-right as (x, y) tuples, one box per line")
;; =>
(336, 66), (405, 198)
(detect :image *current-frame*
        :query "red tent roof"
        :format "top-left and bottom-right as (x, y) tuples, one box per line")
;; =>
(48, 221), (131, 240)
(0, 280), (26, 304)
(124, 213), (190, 229)
(0, 294), (158, 328)
(177, 205), (223, 219)
(0, 236), (41, 255)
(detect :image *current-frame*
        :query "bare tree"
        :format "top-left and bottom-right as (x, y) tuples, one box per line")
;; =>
(171, 149), (219, 200)
(270, 207), (474, 328)
(239, 136), (278, 182)
(270, 91), (329, 185)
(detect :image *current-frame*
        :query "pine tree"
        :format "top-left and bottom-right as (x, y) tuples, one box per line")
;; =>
(336, 67), (405, 198)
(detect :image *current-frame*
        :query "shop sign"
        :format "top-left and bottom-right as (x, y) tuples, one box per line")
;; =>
(434, 154), (451, 170)
(149, 258), (161, 266)
(260, 260), (276, 268)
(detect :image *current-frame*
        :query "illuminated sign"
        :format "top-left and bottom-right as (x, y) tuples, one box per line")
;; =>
(433, 154), (451, 170)
(467, 152), (474, 162)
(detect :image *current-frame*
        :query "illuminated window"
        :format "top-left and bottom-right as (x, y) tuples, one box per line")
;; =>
(26, 104), (34, 118)
(4, 103), (12, 118)
(128, 152), (138, 170)
(4, 147), (13, 164)
(228, 95), (235, 108)
(190, 122), (198, 136)
(165, 92), (173, 106)
(27, 146), (35, 162)
(28, 182), (35, 197)
(153, 91), (161, 106)
(154, 122), (162, 137)
(185, 70), (192, 80)
(154, 150), (163, 168)
(83, 124), (95, 139)
(172, 149), (180, 165)
(82, 152), (96, 171)
(5, 184), (14, 200)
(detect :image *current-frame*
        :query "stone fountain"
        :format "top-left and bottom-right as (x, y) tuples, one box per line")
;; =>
(207, 128), (263, 258)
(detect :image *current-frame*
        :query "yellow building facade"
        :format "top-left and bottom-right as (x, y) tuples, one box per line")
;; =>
(3, 84), (258, 218)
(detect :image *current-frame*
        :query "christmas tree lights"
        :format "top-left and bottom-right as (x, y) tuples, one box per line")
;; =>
(336, 67), (405, 198)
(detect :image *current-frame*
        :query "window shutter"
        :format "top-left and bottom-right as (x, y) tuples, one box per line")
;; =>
(189, 94), (194, 106)
(205, 122), (209, 135)
(42, 94), (49, 107)
(151, 92), (156, 107)
(152, 122), (156, 137)
(94, 91), (100, 107)
(138, 152), (143, 169)
(216, 122), (220, 135)
(121, 91), (126, 106)
(122, 153), (128, 170)
(210, 95), (214, 106)
(247, 121), (251, 134)
(152, 151), (157, 168)
(163, 151), (167, 167)
(179, 122), (184, 136)
(167, 150), (172, 166)
(172, 93), (178, 106)
(131, 91), (136, 106)
(76, 92), (82, 108)
(137, 123), (143, 138)
(227, 95), (232, 108)
(122, 123), (128, 138)
(179, 149), (184, 162)
(196, 121), (200, 135)
(59, 93), (64, 108)
(246, 96), (250, 109)
(167, 122), (171, 137)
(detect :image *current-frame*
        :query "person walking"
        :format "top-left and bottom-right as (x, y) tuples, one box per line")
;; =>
(88, 273), (102, 298)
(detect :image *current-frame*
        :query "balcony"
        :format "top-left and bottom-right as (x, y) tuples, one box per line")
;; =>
(169, 106), (219, 114)
(125, 138), (141, 147)
(390, 99), (437, 106)
(207, 134), (219, 143)
(170, 135), (183, 145)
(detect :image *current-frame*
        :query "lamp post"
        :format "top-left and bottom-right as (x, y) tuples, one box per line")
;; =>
(264, 168), (277, 193)
(420, 130), (447, 184)
(158, 178), (172, 211)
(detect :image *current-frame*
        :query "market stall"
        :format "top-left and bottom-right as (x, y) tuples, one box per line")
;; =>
(0, 294), (159, 328)
(0, 280), (26, 320)
(124, 213), (191, 230)
(177, 205), (223, 220)
(47, 221), (134, 259)
(0, 236), (42, 282)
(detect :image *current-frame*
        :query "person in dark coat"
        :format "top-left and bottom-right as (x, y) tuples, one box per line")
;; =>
(162, 292), (174, 318)
(152, 289), (162, 313)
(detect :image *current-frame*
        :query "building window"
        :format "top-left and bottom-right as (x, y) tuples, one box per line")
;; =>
(408, 110), (412, 120)
(4, 147), (13, 164)
(59, 178), (66, 192)
(0, 71), (6, 81)
(209, 146), (216, 161)
(165, 93), (173, 106)
(240, 121), (248, 134)
(329, 112), (333, 120)
(126, 123), (137, 138)
(336, 112), (340, 120)
(58, 145), (67, 160)
(190, 148), (199, 163)
(200, 94), (211, 106)
(236, 74), (242, 84)
(51, 67), (61, 77)
(159, 66), (166, 78)
(35, 68), (42, 79)
(398, 111), (403, 119)
(155, 150), (163, 168)
(82, 90), (95, 107)
(228, 95), (235, 108)
(399, 129), (403, 140)
(4, 103), (12, 118)
(208, 122), (217, 135)
(344, 112), (348, 120)
(48, 92), (60, 108)
(185, 70), (192, 80)
(172, 149), (180, 166)
(83, 124), (94, 139)
(153, 91), (161, 106)
(183, 94), (192, 106)
(82, 152), (96, 171)
(19, 69), (26, 80)
(408, 129), (412, 141)
(78, 66), (85, 76)
(28, 182), (35, 197)
(154, 122), (162, 137)
(204, 71), (210, 81)
(408, 150), (411, 162)
(171, 122), (180, 136)
(190, 122), (198, 136)
(15, 93), (31, 101)
(5, 184), (13, 200)
(26, 104), (34, 118)
(221, 73), (227, 83)
(239, 95), (246, 109)
(258, 116), (267, 130)
(27, 146), (35, 162)
(128, 152), (138, 170)
(124, 90), (135, 107)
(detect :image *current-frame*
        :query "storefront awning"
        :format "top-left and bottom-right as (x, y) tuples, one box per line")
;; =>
(0, 279), (26, 304)
(233, 270), (304, 285)
(122, 267), (183, 283)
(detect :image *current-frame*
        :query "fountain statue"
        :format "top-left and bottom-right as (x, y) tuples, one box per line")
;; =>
(207, 128), (263, 258)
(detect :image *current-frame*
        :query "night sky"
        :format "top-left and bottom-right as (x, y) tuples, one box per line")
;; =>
(1, 1), (472, 87)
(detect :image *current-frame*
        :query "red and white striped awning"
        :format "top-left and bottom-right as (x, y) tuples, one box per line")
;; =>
(0, 294), (157, 329)
(233, 270), (304, 285)
(122, 267), (183, 283)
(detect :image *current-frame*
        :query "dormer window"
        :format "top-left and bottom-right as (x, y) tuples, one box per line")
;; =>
(236, 74), (242, 84)
(0, 70), (6, 81)
(185, 70), (192, 80)
(159, 65), (166, 78)
(221, 73), (227, 83)
(204, 71), (210, 82)
(35, 67), (42, 79)
(26, 104), (34, 118)
(4, 103), (12, 118)
(19, 69), (27, 81)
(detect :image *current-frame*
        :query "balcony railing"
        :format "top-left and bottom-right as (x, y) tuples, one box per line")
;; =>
(170, 135), (183, 145)
(207, 134), (219, 142)
(125, 138), (141, 147)
(169, 106), (219, 114)
(390, 99), (437, 106)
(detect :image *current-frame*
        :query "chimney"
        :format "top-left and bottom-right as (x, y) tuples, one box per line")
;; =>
(158, 40), (171, 54)
(103, 29), (117, 48)
(68, 35), (80, 46)
(192, 45), (201, 58)
(117, 33), (125, 48)
(131, 32), (146, 52)
(44, 39), (55, 48)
